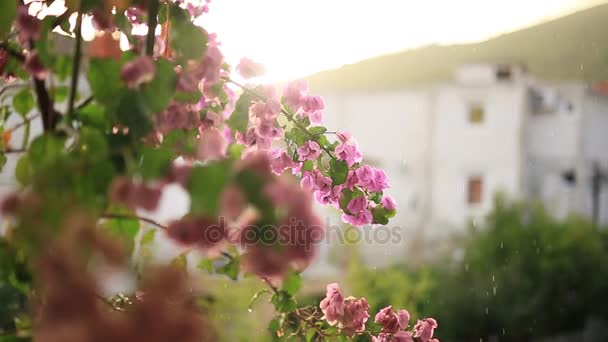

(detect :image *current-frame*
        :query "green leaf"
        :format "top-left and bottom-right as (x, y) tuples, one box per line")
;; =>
(162, 130), (198, 155)
(371, 206), (396, 225)
(28, 135), (65, 170)
(77, 127), (108, 158)
(187, 162), (230, 216)
(197, 258), (214, 273)
(101, 218), (140, 253)
(0, 1), (17, 38)
(139, 147), (174, 180)
(305, 328), (317, 342)
(282, 270), (302, 296)
(53, 56), (72, 81)
(302, 160), (314, 172)
(268, 317), (282, 334)
(53, 86), (70, 103)
(116, 90), (152, 139)
(271, 291), (297, 313)
(87, 58), (124, 109)
(353, 333), (372, 342)
(12, 89), (34, 117)
(309, 126), (327, 135)
(329, 159), (348, 186)
(369, 192), (383, 204)
(171, 19), (208, 61)
(15, 155), (32, 185)
(171, 252), (189, 271)
(0, 152), (6, 172)
(141, 59), (177, 113)
(77, 103), (109, 130)
(141, 229), (156, 246)
(227, 92), (254, 134)
(216, 256), (239, 280)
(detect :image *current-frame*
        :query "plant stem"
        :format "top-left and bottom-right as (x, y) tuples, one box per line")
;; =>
(67, 9), (83, 122)
(101, 213), (168, 230)
(9, 113), (40, 132)
(146, 0), (160, 56)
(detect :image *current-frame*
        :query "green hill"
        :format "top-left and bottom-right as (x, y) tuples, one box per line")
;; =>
(307, 4), (608, 91)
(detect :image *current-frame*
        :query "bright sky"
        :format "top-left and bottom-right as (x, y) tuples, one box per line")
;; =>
(34, 0), (605, 82)
(200, 0), (604, 81)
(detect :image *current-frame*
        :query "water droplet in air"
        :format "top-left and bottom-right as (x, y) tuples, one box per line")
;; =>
(248, 309), (253, 313)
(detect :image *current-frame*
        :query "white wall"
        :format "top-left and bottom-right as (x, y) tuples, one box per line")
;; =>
(429, 84), (527, 233)
(319, 89), (433, 265)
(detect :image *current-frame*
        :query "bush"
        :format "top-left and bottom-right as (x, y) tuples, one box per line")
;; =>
(348, 195), (608, 341)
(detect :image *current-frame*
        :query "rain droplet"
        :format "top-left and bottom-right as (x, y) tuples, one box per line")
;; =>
(500, 242), (503, 249)
(248, 309), (253, 313)
(485, 307), (489, 315)
(493, 286), (497, 296)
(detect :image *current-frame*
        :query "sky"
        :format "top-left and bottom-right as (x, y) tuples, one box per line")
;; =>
(199, 0), (605, 81)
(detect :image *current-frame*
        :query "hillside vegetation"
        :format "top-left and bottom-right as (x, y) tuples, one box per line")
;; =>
(307, 4), (608, 91)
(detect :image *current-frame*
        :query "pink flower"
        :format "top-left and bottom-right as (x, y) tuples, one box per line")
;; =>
(340, 297), (370, 336)
(347, 196), (367, 214)
(91, 9), (114, 31)
(269, 150), (295, 175)
(236, 57), (265, 79)
(156, 102), (200, 134)
(342, 209), (372, 226)
(283, 80), (308, 108)
(108, 177), (162, 211)
(375, 306), (400, 333)
(397, 309), (410, 329)
(337, 131), (354, 144)
(320, 283), (345, 326)
(197, 127), (227, 161)
(393, 331), (415, 342)
(121, 56), (156, 88)
(381, 195), (397, 211)
(16, 5), (41, 44)
(356, 166), (389, 192)
(309, 110), (323, 124)
(302, 95), (325, 112)
(24, 51), (48, 80)
(311, 170), (332, 193)
(166, 216), (226, 251)
(297, 141), (322, 161)
(335, 142), (363, 167)
(414, 318), (438, 342)
(220, 185), (245, 221)
(198, 44), (223, 89)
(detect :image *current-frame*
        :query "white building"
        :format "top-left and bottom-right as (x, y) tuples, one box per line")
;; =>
(311, 62), (608, 269)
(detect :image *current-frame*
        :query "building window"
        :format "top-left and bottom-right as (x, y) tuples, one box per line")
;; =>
(467, 176), (483, 205)
(468, 104), (485, 124)
(496, 65), (512, 81)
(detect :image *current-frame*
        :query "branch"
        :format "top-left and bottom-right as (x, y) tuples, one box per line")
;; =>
(0, 82), (30, 98)
(8, 113), (39, 131)
(146, 0), (160, 56)
(101, 213), (168, 230)
(2, 148), (27, 154)
(67, 10), (83, 121)
(76, 96), (93, 110)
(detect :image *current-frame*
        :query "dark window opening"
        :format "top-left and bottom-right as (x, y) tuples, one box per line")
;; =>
(467, 176), (483, 205)
(496, 65), (512, 81)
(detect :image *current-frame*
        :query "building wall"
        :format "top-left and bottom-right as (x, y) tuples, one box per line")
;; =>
(318, 90), (433, 266)
(429, 83), (527, 234)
